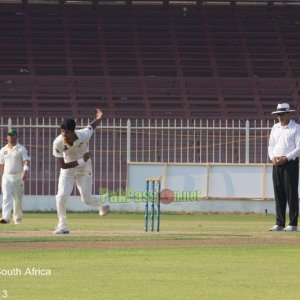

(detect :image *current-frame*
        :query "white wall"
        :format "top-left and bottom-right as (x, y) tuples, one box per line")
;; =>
(127, 162), (275, 199)
(1, 163), (294, 213)
(13, 195), (277, 214)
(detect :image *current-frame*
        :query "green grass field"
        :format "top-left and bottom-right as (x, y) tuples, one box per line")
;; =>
(0, 212), (300, 300)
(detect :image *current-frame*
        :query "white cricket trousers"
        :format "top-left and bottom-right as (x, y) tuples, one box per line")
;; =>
(56, 164), (100, 230)
(1, 173), (24, 222)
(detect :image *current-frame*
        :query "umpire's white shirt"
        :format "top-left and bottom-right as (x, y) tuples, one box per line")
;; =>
(52, 125), (94, 173)
(0, 143), (30, 175)
(268, 119), (300, 161)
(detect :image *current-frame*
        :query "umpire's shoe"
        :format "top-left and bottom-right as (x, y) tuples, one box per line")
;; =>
(269, 225), (284, 231)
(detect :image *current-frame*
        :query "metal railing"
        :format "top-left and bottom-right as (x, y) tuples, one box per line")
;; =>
(0, 117), (274, 195)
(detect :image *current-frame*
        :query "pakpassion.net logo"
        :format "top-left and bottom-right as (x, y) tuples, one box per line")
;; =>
(99, 188), (201, 204)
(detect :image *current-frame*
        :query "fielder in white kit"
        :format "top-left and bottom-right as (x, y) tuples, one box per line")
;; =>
(53, 108), (109, 234)
(0, 129), (30, 224)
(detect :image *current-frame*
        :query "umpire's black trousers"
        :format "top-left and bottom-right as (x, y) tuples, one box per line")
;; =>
(273, 158), (299, 227)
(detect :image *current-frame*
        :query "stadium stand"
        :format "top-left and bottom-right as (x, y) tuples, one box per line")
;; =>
(0, 0), (300, 120)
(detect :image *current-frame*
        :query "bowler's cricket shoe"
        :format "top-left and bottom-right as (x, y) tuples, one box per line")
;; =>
(99, 204), (110, 216)
(0, 219), (9, 224)
(53, 228), (70, 234)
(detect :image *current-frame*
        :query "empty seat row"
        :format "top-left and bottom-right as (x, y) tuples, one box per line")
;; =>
(1, 3), (300, 120)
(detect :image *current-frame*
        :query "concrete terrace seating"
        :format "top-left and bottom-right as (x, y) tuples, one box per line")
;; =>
(0, 2), (300, 120)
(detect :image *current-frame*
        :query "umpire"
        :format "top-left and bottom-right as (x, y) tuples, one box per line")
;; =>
(268, 103), (300, 232)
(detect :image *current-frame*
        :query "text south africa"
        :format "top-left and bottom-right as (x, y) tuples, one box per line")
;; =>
(0, 268), (52, 276)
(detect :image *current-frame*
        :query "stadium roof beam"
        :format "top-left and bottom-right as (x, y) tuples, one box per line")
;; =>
(3, 0), (300, 6)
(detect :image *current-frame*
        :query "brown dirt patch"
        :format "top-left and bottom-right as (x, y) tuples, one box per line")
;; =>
(1, 230), (300, 250)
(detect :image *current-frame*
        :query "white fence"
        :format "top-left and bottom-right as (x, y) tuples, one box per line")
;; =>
(0, 117), (274, 196)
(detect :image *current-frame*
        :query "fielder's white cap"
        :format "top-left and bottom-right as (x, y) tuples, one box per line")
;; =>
(271, 103), (296, 114)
